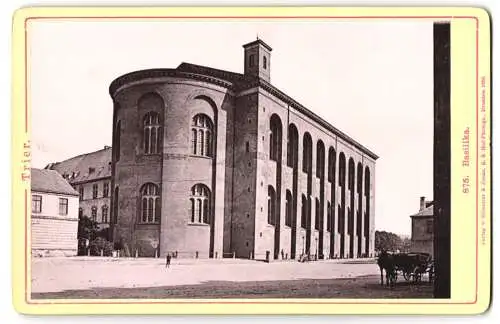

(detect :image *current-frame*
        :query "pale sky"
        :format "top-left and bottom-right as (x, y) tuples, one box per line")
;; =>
(29, 19), (434, 236)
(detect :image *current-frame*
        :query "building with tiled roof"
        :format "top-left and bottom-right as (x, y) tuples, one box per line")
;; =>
(410, 196), (435, 257)
(46, 146), (112, 230)
(31, 168), (79, 197)
(108, 39), (378, 259)
(31, 168), (79, 257)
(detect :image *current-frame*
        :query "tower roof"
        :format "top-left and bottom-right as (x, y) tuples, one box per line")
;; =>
(242, 39), (273, 51)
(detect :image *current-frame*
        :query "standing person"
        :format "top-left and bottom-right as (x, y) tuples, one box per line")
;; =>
(166, 253), (171, 268)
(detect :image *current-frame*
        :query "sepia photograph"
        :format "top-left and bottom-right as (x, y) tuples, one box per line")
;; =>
(26, 17), (447, 301)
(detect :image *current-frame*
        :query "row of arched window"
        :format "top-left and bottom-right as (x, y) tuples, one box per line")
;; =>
(268, 189), (344, 233)
(269, 117), (371, 190)
(268, 115), (371, 243)
(117, 183), (213, 225)
(116, 112), (214, 158)
(113, 92), (215, 161)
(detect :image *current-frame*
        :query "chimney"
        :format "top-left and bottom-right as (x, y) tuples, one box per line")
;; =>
(420, 196), (426, 211)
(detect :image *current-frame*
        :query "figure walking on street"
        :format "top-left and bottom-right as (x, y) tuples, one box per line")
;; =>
(166, 253), (171, 268)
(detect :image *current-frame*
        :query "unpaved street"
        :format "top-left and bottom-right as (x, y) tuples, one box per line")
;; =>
(31, 257), (432, 299)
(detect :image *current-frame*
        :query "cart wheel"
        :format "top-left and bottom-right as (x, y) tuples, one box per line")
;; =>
(403, 271), (411, 281)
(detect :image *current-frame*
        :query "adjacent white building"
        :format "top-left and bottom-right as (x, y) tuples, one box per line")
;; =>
(31, 168), (80, 257)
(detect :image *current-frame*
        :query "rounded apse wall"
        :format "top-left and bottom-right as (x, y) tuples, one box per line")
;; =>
(111, 78), (222, 258)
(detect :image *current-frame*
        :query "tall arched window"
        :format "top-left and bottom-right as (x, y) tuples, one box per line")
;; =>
(357, 162), (364, 257)
(269, 114), (282, 162)
(364, 167), (371, 255)
(287, 124), (298, 168)
(316, 140), (325, 178)
(285, 190), (292, 227)
(328, 147), (336, 182)
(301, 194), (307, 229)
(263, 56), (268, 69)
(303, 133), (312, 173)
(191, 114), (214, 157)
(339, 153), (346, 187)
(190, 184), (211, 224)
(140, 183), (160, 224)
(143, 112), (162, 154)
(326, 201), (331, 232)
(267, 185), (276, 225)
(315, 198), (320, 230)
(348, 158), (355, 233)
(338, 152), (346, 235)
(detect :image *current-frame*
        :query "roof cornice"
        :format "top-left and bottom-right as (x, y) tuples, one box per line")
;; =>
(109, 67), (379, 160)
(238, 80), (379, 160)
(109, 69), (233, 98)
(242, 39), (273, 52)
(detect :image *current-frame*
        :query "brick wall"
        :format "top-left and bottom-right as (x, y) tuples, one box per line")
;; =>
(112, 79), (231, 258)
(109, 72), (377, 260)
(229, 92), (258, 258)
(254, 88), (376, 260)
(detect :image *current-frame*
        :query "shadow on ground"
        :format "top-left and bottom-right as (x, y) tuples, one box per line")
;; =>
(32, 275), (433, 299)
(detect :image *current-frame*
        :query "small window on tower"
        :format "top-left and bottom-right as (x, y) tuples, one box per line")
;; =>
(249, 54), (255, 67)
(263, 56), (267, 69)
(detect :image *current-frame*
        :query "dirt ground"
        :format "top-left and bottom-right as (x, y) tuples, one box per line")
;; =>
(30, 257), (433, 299)
(32, 275), (433, 299)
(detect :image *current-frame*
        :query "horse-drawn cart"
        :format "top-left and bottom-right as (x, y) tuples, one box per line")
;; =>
(392, 252), (434, 283)
(377, 251), (434, 286)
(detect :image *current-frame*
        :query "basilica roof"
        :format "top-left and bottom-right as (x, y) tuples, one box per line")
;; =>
(109, 62), (379, 160)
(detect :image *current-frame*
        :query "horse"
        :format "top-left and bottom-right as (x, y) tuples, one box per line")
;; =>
(377, 250), (397, 287)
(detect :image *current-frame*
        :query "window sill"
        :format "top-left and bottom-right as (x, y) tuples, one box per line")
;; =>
(187, 222), (210, 227)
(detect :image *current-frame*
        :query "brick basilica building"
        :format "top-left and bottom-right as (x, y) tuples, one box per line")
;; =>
(108, 39), (378, 260)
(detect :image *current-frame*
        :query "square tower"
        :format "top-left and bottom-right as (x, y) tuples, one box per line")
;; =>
(243, 39), (272, 82)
